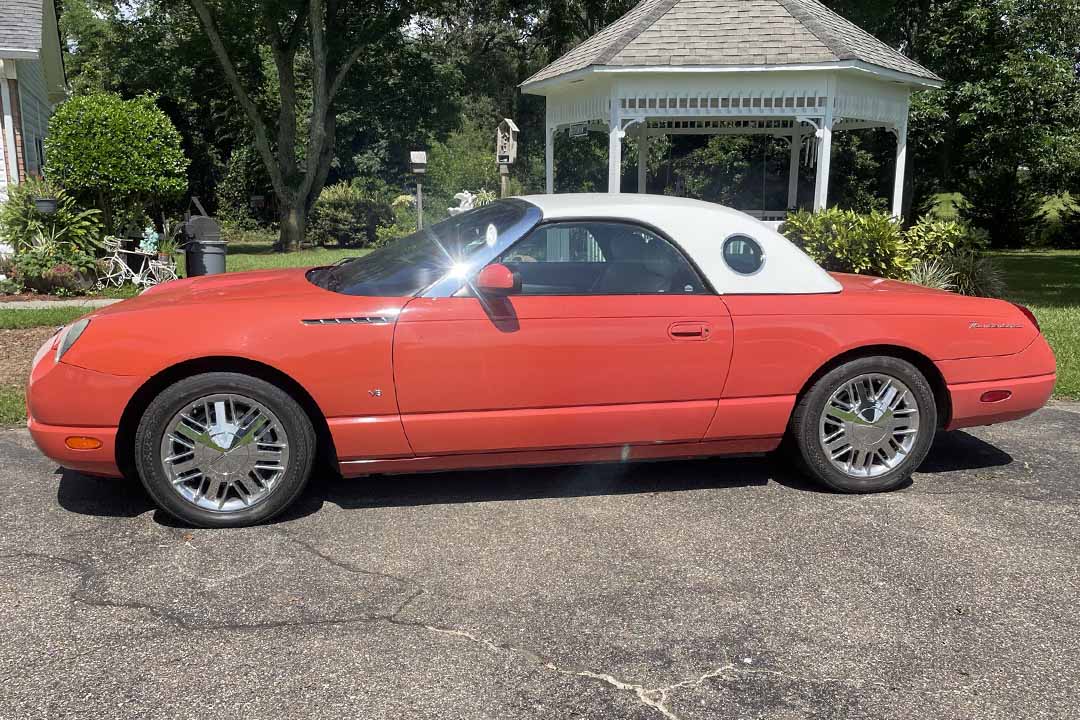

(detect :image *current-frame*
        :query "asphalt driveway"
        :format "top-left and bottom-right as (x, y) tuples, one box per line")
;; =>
(1, 405), (1078, 720)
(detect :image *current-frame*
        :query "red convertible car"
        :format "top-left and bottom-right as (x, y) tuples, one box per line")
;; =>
(28, 195), (1055, 527)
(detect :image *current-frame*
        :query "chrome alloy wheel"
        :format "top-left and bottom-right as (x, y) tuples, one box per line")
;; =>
(159, 394), (290, 513)
(818, 373), (921, 479)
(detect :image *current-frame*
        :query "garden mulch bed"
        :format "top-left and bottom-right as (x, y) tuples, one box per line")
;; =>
(0, 293), (111, 303)
(0, 327), (59, 387)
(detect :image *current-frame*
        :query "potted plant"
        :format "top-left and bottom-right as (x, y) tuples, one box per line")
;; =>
(156, 232), (179, 262)
(157, 216), (183, 262)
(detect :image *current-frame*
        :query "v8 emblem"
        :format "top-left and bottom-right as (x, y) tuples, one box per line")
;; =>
(369, 389), (383, 398)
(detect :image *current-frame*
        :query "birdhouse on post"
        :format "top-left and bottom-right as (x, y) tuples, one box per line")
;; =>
(496, 119), (519, 198)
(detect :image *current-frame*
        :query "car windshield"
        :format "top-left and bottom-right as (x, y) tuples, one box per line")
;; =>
(309, 201), (532, 297)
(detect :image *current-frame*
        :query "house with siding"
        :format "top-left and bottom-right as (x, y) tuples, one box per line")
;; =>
(0, 0), (66, 203)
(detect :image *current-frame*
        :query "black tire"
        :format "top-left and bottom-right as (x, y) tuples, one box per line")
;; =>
(134, 372), (316, 528)
(789, 356), (937, 494)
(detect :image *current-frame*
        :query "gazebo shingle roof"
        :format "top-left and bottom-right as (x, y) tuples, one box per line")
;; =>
(523, 0), (940, 86)
(0, 0), (44, 55)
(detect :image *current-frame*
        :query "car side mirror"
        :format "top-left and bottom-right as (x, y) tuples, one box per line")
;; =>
(475, 263), (521, 296)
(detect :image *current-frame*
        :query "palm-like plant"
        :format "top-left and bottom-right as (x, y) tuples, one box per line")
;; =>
(907, 258), (958, 292)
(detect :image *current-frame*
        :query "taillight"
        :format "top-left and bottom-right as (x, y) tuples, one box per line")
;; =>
(1014, 304), (1041, 333)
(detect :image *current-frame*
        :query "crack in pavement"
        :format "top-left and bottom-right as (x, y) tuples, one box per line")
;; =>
(0, 538), (426, 636)
(418, 626), (983, 719)
(0, 542), (977, 719)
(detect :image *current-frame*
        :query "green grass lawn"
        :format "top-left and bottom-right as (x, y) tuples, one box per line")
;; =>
(176, 240), (365, 275)
(995, 250), (1080, 399)
(0, 386), (24, 426)
(0, 306), (90, 330)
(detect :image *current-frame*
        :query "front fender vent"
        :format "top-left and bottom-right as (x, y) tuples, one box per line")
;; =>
(302, 317), (392, 326)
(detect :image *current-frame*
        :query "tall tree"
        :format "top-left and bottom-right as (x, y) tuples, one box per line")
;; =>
(186, 0), (419, 249)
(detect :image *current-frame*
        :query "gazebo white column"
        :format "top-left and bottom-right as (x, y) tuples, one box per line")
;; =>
(608, 101), (622, 193)
(891, 120), (908, 217)
(637, 128), (649, 194)
(813, 121), (832, 211)
(812, 77), (836, 211)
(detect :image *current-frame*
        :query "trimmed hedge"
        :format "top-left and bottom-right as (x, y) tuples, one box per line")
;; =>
(307, 182), (394, 248)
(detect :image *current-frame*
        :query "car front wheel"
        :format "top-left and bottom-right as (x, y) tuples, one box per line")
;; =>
(134, 372), (316, 528)
(790, 356), (937, 493)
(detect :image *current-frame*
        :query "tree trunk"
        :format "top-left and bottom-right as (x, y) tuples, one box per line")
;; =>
(279, 201), (307, 252)
(191, 0), (370, 256)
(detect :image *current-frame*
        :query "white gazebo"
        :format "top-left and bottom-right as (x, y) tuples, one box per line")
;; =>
(521, 0), (941, 221)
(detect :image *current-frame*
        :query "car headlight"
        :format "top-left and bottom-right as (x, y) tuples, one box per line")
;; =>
(55, 319), (91, 363)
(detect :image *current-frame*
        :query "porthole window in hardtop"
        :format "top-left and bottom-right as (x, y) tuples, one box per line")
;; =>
(723, 234), (765, 275)
(498, 222), (707, 295)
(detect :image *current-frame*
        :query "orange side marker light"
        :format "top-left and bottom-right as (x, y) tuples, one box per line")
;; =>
(65, 436), (103, 451)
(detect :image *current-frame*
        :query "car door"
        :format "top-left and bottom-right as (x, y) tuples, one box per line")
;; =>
(392, 220), (734, 456)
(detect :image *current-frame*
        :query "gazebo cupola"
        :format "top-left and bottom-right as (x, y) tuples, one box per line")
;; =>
(521, 0), (941, 220)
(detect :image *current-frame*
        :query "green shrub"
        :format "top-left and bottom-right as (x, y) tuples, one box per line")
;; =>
(45, 92), (189, 233)
(907, 258), (957, 292)
(904, 217), (1003, 297)
(941, 252), (1006, 298)
(375, 199), (419, 248)
(13, 230), (98, 296)
(308, 182), (394, 248)
(781, 208), (907, 278)
(428, 113), (503, 200)
(903, 215), (987, 260)
(957, 169), (1045, 248)
(219, 218), (278, 246)
(1048, 200), (1080, 249)
(0, 178), (101, 255)
(782, 209), (1004, 298)
(215, 140), (274, 225)
(0, 255), (21, 295)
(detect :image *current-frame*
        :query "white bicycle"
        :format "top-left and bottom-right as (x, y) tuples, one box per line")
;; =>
(96, 236), (178, 290)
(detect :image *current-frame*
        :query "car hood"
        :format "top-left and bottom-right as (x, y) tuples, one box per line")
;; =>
(62, 267), (411, 380)
(92, 268), (324, 317)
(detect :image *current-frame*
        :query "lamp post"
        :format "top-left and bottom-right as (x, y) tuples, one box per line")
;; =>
(410, 151), (428, 231)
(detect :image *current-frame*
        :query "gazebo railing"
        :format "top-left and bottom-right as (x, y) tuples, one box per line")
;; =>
(743, 209), (790, 222)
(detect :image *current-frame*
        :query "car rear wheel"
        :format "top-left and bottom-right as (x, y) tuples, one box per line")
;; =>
(790, 356), (937, 493)
(134, 372), (316, 528)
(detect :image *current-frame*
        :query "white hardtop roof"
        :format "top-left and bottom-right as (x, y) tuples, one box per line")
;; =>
(515, 194), (842, 295)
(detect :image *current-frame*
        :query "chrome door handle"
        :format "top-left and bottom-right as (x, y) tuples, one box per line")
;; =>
(668, 322), (710, 341)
